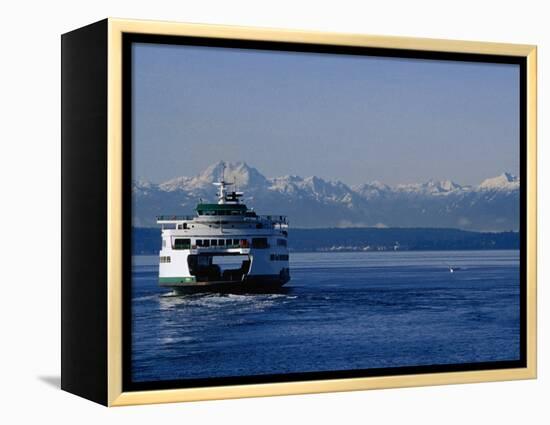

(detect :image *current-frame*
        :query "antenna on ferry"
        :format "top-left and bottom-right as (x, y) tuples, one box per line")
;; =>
(214, 161), (231, 204)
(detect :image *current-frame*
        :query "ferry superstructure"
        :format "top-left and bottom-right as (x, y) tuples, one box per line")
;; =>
(157, 174), (290, 292)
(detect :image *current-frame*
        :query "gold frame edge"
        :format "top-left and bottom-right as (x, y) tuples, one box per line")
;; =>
(106, 17), (537, 407)
(107, 19), (123, 406)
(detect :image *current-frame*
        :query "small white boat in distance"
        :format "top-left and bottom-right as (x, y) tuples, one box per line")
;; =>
(447, 264), (462, 273)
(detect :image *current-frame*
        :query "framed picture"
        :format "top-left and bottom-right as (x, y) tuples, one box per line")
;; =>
(61, 18), (537, 406)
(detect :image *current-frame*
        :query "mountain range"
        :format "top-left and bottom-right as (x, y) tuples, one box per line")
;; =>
(133, 161), (520, 231)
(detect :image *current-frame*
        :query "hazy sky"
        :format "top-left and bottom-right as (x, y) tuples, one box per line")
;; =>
(132, 43), (519, 186)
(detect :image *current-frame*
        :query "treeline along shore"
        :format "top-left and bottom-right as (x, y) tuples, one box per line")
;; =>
(132, 227), (519, 255)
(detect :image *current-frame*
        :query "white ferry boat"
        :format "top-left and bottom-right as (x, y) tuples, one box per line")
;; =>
(157, 174), (290, 292)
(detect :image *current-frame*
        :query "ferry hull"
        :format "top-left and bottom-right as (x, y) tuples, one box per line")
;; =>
(160, 274), (290, 293)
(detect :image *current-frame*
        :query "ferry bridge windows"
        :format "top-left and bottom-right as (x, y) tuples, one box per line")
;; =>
(173, 238), (191, 249)
(160, 256), (171, 263)
(233, 239), (240, 247)
(196, 239), (203, 247)
(211, 240), (218, 247)
(218, 239), (225, 247)
(251, 237), (269, 249)
(277, 238), (287, 247)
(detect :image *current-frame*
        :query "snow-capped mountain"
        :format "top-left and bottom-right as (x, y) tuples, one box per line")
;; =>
(132, 161), (519, 231)
(397, 179), (466, 194)
(478, 172), (519, 191)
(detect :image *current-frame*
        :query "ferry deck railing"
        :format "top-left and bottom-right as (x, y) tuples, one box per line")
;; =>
(156, 214), (288, 225)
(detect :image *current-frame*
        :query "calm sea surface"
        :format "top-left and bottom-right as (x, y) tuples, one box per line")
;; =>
(131, 250), (520, 383)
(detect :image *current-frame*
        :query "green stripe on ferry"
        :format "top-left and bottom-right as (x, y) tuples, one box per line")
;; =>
(196, 203), (246, 212)
(159, 276), (197, 284)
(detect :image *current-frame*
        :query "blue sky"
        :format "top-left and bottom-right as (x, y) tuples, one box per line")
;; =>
(132, 43), (519, 186)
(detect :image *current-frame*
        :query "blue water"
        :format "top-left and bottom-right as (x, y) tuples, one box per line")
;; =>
(131, 250), (520, 383)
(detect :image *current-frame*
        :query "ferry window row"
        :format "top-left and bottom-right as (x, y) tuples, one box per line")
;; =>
(172, 238), (247, 249)
(159, 256), (171, 263)
(171, 237), (281, 249)
(196, 239), (246, 248)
